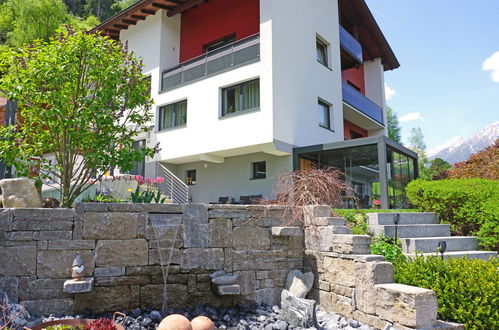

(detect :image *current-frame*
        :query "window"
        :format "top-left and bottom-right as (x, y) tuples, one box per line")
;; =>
(129, 140), (146, 177)
(159, 100), (187, 130)
(204, 34), (236, 53)
(251, 161), (266, 180)
(186, 170), (196, 185)
(316, 37), (328, 66)
(222, 79), (260, 116)
(318, 100), (331, 129)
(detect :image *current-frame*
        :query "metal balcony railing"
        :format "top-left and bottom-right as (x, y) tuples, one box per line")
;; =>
(339, 26), (363, 64)
(161, 33), (260, 91)
(156, 163), (189, 204)
(342, 81), (384, 125)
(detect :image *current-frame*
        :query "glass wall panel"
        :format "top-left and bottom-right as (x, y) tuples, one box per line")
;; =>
(299, 144), (379, 208)
(387, 148), (415, 208)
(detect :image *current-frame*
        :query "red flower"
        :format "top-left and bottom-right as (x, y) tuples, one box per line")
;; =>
(373, 200), (381, 205)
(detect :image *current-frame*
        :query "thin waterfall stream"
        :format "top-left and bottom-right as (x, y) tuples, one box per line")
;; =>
(150, 214), (183, 314)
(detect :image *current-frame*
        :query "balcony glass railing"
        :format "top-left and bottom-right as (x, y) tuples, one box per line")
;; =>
(161, 33), (260, 91)
(342, 81), (384, 125)
(339, 26), (363, 64)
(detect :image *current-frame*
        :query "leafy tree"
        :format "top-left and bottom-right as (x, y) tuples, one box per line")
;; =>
(386, 107), (401, 143)
(84, 0), (118, 21)
(0, 30), (157, 206)
(63, 0), (85, 17)
(429, 158), (451, 180)
(0, 0), (69, 47)
(448, 140), (499, 180)
(112, 0), (139, 12)
(408, 127), (432, 179)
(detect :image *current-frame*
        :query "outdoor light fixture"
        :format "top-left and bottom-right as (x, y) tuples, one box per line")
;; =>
(393, 213), (400, 243)
(437, 240), (447, 260)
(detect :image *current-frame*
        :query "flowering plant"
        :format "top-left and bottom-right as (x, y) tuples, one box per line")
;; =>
(372, 199), (381, 209)
(130, 176), (167, 203)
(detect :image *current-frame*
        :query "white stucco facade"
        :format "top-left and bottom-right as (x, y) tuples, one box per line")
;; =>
(116, 0), (390, 203)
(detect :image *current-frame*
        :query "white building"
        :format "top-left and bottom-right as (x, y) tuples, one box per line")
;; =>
(94, 0), (417, 208)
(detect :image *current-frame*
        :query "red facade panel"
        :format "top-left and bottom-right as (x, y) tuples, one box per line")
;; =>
(180, 0), (260, 62)
(342, 66), (365, 95)
(344, 119), (368, 140)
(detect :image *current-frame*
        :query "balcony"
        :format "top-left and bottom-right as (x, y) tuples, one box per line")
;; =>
(161, 34), (260, 91)
(339, 26), (363, 69)
(342, 81), (383, 125)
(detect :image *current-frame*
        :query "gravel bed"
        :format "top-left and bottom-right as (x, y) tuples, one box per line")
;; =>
(29, 304), (374, 330)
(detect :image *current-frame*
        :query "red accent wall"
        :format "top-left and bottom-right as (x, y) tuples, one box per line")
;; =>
(342, 65), (365, 95)
(180, 0), (260, 62)
(344, 120), (368, 139)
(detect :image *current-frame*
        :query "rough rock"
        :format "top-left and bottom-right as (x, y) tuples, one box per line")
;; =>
(285, 269), (314, 298)
(280, 289), (318, 328)
(94, 239), (148, 267)
(0, 178), (42, 208)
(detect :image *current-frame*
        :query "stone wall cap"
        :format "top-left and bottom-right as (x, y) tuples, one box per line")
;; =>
(375, 283), (435, 295)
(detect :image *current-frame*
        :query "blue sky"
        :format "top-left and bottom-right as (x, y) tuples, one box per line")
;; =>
(365, 0), (499, 149)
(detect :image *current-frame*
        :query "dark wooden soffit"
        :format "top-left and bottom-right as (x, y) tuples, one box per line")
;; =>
(91, 0), (208, 39)
(339, 0), (400, 71)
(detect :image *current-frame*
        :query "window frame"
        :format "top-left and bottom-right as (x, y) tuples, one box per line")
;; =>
(127, 139), (146, 177)
(204, 33), (236, 53)
(318, 99), (332, 130)
(158, 99), (188, 131)
(251, 161), (266, 180)
(316, 36), (329, 67)
(186, 169), (197, 186)
(221, 79), (260, 117)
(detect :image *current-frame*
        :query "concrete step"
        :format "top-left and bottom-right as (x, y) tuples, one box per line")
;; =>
(369, 224), (451, 238)
(314, 217), (347, 226)
(401, 236), (479, 253)
(405, 250), (498, 261)
(366, 212), (439, 225)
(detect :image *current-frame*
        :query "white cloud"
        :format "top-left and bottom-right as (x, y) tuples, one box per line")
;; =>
(399, 112), (424, 123)
(385, 83), (397, 100)
(482, 51), (499, 82)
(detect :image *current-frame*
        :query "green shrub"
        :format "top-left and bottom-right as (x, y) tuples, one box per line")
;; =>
(370, 237), (406, 263)
(394, 256), (499, 329)
(406, 179), (499, 250)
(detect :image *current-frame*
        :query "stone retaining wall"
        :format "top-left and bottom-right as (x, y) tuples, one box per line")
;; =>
(0, 203), (302, 315)
(0, 204), (462, 329)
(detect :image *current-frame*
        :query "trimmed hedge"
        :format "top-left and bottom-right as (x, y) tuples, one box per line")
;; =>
(406, 179), (499, 250)
(394, 256), (499, 329)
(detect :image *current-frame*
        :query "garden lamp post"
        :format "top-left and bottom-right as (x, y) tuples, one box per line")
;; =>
(393, 213), (400, 243)
(437, 240), (447, 260)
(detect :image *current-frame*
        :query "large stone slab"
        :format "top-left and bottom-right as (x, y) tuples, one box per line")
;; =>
(0, 209), (12, 231)
(0, 246), (36, 277)
(27, 279), (70, 300)
(183, 204), (209, 248)
(24, 298), (74, 316)
(209, 218), (232, 247)
(324, 257), (356, 287)
(286, 269), (314, 299)
(75, 286), (131, 313)
(140, 284), (187, 309)
(375, 283), (438, 328)
(233, 227), (270, 251)
(146, 214), (183, 248)
(0, 277), (19, 302)
(0, 178), (42, 208)
(83, 212), (138, 239)
(37, 250), (94, 278)
(280, 289), (318, 328)
(181, 248), (224, 270)
(303, 205), (331, 226)
(95, 240), (148, 267)
(355, 261), (394, 314)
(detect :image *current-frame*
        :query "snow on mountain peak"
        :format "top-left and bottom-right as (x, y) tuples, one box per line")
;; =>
(427, 122), (499, 164)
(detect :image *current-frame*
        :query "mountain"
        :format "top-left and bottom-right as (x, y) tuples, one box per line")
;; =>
(427, 121), (499, 164)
